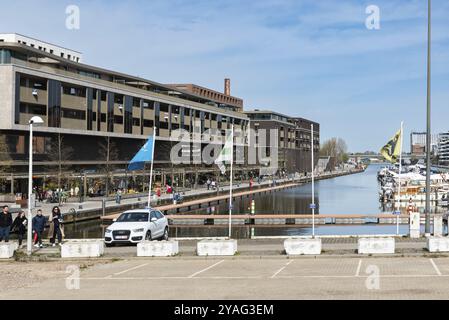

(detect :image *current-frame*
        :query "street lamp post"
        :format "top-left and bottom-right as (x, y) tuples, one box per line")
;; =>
(27, 116), (44, 256)
(425, 0), (432, 236)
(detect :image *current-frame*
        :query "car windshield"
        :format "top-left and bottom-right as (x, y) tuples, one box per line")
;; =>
(116, 212), (148, 222)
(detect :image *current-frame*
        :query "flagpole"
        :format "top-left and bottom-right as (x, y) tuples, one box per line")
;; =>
(147, 127), (156, 208)
(228, 125), (234, 239)
(396, 121), (404, 235)
(311, 124), (315, 238)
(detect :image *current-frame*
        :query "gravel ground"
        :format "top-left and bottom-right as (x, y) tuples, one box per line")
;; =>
(0, 260), (112, 293)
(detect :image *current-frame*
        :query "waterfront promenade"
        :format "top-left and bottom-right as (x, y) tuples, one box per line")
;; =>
(1, 168), (364, 222)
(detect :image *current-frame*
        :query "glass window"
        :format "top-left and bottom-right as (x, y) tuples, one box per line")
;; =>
(143, 100), (154, 109)
(160, 103), (169, 113)
(155, 211), (163, 219)
(114, 95), (124, 104)
(143, 119), (154, 127)
(117, 212), (149, 222)
(114, 115), (123, 124)
(61, 108), (86, 120)
(19, 103), (47, 116)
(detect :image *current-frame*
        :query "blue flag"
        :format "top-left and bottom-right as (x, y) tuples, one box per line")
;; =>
(128, 137), (154, 171)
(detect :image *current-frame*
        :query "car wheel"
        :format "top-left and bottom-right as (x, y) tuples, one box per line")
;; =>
(145, 230), (152, 241)
(161, 227), (169, 241)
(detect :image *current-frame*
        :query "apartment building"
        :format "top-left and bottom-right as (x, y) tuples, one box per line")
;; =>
(0, 34), (250, 194)
(244, 110), (320, 173)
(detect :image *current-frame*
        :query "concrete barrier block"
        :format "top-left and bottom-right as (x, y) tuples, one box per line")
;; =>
(0, 242), (19, 259)
(197, 239), (237, 256)
(427, 237), (449, 252)
(61, 239), (104, 258)
(358, 237), (395, 254)
(284, 238), (321, 255)
(137, 241), (179, 257)
(433, 215), (443, 237)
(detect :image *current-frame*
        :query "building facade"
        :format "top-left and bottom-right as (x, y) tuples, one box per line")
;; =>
(244, 110), (320, 174)
(438, 132), (449, 165)
(0, 34), (250, 195)
(166, 80), (243, 113)
(410, 131), (438, 157)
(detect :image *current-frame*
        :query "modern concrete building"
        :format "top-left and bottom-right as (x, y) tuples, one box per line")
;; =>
(244, 110), (320, 173)
(438, 132), (449, 165)
(0, 34), (250, 195)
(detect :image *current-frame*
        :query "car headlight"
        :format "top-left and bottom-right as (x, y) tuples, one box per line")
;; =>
(133, 228), (144, 233)
(105, 229), (112, 234)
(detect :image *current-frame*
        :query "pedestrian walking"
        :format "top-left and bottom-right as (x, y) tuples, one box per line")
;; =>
(32, 209), (47, 248)
(0, 205), (13, 243)
(48, 206), (64, 246)
(206, 178), (211, 191)
(11, 210), (27, 247)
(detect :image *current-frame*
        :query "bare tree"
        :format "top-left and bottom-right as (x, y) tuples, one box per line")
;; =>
(320, 137), (348, 165)
(0, 135), (12, 176)
(47, 133), (74, 204)
(98, 136), (119, 197)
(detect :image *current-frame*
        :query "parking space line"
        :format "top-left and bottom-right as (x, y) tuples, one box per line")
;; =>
(430, 259), (442, 276)
(270, 260), (293, 279)
(355, 259), (362, 277)
(112, 263), (149, 276)
(80, 274), (449, 281)
(188, 260), (225, 278)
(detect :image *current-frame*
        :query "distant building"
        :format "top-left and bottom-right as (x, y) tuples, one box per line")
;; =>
(244, 110), (320, 174)
(410, 132), (438, 157)
(165, 79), (243, 113)
(438, 132), (449, 165)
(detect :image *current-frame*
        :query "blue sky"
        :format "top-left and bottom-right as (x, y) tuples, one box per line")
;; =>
(2, 0), (449, 152)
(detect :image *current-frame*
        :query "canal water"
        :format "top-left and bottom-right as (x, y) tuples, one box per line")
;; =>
(64, 164), (441, 239)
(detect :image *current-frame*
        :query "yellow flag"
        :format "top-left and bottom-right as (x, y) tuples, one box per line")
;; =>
(380, 129), (402, 163)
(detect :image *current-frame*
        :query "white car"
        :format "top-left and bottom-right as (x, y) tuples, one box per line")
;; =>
(104, 209), (169, 247)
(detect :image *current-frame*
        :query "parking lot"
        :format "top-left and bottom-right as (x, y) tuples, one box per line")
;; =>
(3, 256), (449, 299)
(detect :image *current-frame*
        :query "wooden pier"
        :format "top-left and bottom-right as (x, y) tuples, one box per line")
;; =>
(101, 212), (412, 226)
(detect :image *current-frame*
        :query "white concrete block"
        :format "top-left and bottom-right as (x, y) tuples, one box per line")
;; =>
(433, 215), (443, 237)
(410, 212), (420, 239)
(137, 241), (179, 257)
(61, 239), (104, 258)
(358, 237), (395, 254)
(197, 239), (237, 256)
(284, 238), (321, 255)
(427, 237), (449, 252)
(0, 242), (19, 259)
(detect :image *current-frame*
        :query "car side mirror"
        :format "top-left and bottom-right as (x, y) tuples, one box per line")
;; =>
(113, 218), (117, 222)
(151, 217), (157, 222)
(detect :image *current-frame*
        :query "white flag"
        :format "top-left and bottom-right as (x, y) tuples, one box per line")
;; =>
(215, 129), (234, 174)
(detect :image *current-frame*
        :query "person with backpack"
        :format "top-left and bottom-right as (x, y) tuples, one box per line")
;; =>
(11, 210), (27, 247)
(32, 209), (47, 248)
